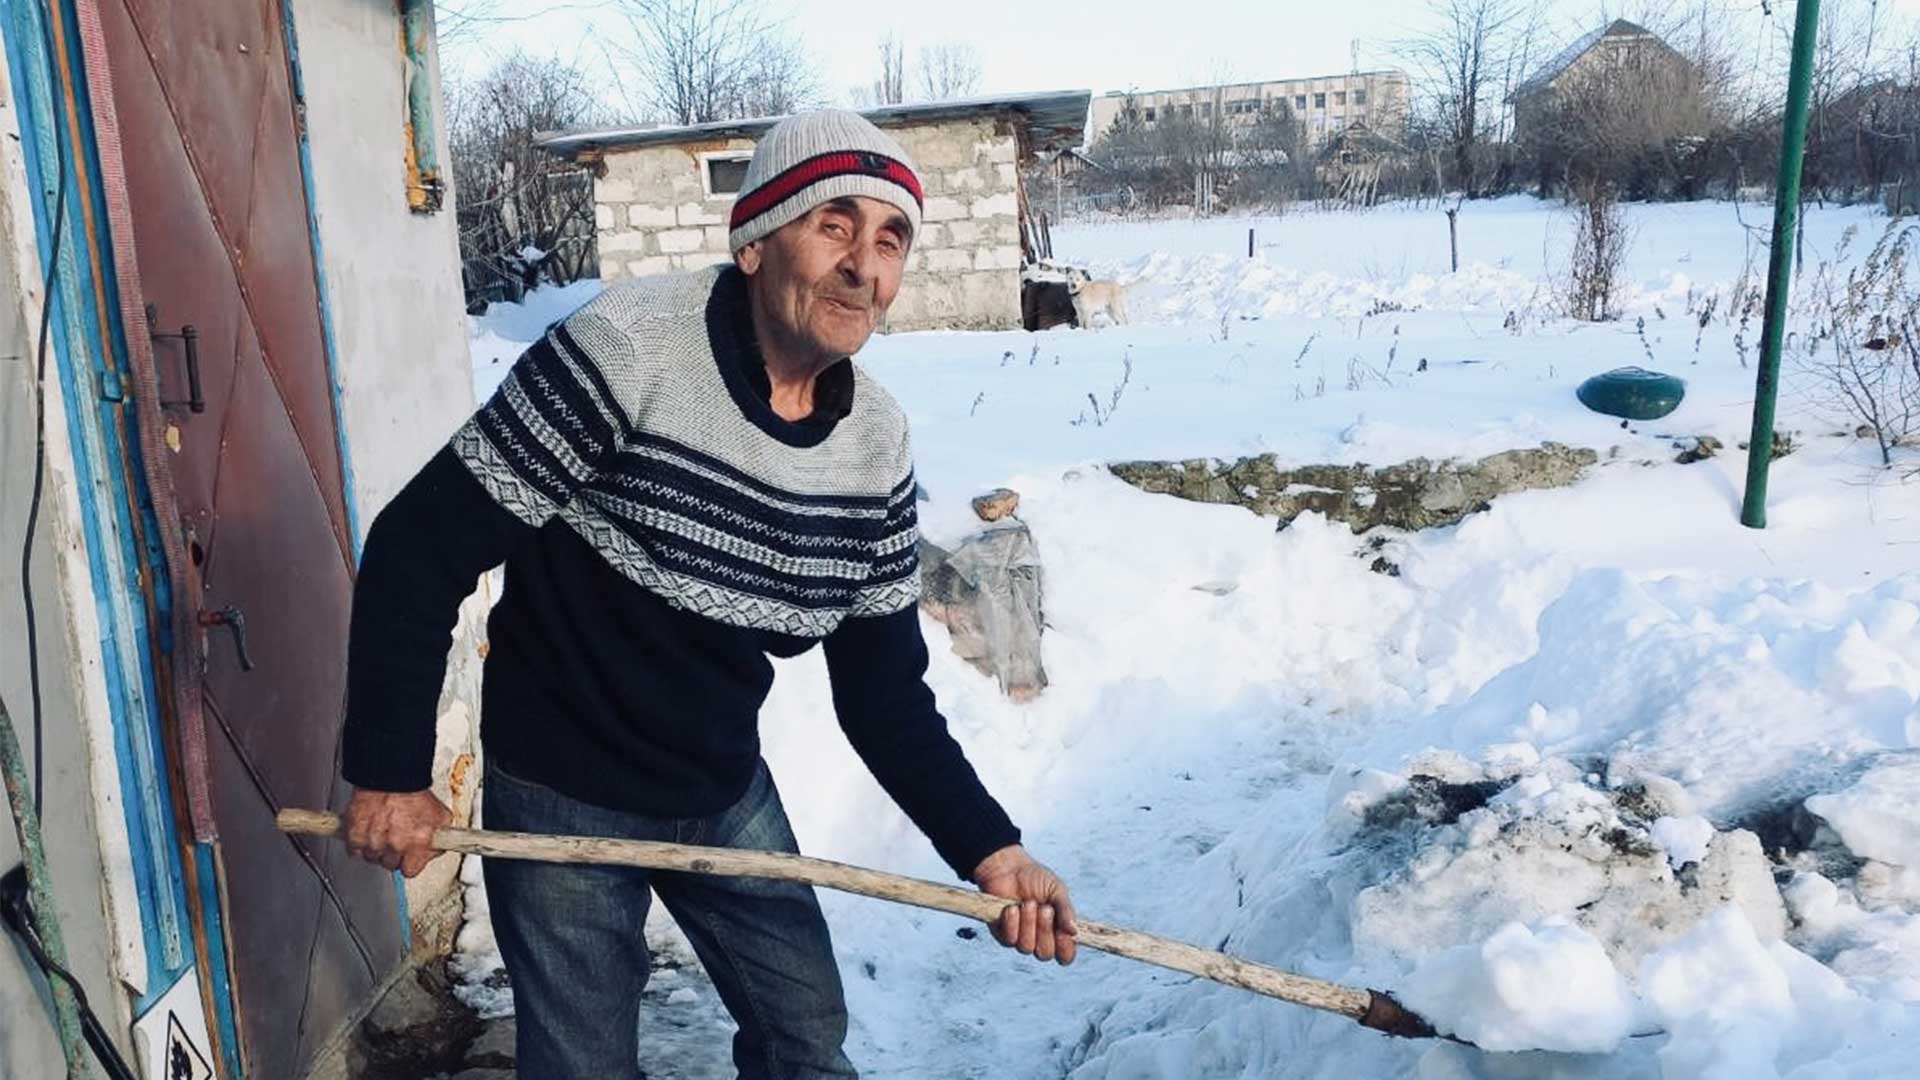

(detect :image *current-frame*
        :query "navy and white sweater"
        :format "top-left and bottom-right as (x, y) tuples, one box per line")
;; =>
(342, 265), (1019, 878)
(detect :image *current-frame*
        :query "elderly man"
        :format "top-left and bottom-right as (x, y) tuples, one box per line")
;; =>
(338, 110), (1075, 1078)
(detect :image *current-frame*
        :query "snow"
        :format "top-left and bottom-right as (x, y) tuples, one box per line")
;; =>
(1652, 815), (1717, 870)
(1399, 919), (1641, 1053)
(456, 197), (1920, 1077)
(1804, 757), (1920, 870)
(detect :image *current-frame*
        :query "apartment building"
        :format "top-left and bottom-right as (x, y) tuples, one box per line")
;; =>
(1089, 70), (1411, 146)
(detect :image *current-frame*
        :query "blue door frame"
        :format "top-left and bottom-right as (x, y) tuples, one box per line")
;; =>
(4, 0), (238, 1072)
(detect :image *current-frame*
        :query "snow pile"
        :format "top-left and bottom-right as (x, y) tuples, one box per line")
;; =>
(1805, 756), (1920, 870)
(1399, 919), (1640, 1053)
(469, 279), (604, 401)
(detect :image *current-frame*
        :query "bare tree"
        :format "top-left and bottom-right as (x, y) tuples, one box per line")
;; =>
(916, 41), (983, 101)
(1399, 0), (1529, 196)
(448, 50), (607, 306)
(872, 32), (907, 105)
(434, 0), (507, 52)
(610, 0), (818, 124)
(1800, 222), (1920, 467)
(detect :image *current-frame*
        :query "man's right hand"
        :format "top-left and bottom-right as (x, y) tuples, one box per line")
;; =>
(343, 788), (452, 878)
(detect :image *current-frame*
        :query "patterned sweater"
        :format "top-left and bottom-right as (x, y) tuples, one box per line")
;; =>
(341, 266), (1019, 877)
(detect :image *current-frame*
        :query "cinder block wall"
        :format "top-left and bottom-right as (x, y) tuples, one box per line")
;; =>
(590, 115), (1025, 332)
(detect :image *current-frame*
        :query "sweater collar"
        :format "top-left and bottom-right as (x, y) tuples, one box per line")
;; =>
(706, 266), (855, 447)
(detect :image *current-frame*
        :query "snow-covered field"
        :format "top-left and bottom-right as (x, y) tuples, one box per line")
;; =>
(459, 197), (1920, 1078)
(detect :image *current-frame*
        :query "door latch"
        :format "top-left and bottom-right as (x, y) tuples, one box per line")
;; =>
(147, 303), (203, 414)
(198, 606), (254, 672)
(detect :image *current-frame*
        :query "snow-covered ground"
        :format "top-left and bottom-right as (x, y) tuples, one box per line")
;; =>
(457, 197), (1920, 1078)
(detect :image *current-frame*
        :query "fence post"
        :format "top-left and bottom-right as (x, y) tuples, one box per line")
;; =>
(1741, 0), (1822, 530)
(1248, 228), (1254, 258)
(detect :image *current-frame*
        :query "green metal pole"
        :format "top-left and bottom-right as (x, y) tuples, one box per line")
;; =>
(1741, 0), (1823, 529)
(0, 695), (94, 1078)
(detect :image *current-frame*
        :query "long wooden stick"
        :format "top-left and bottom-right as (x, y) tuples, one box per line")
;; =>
(277, 809), (1437, 1039)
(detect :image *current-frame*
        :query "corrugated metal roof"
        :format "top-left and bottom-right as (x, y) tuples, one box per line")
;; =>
(1512, 19), (1656, 100)
(537, 90), (1093, 158)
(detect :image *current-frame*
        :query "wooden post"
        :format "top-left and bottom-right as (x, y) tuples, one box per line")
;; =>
(1445, 206), (1460, 273)
(1248, 228), (1255, 258)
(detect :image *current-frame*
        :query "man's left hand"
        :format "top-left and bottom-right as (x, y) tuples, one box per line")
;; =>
(972, 844), (1077, 966)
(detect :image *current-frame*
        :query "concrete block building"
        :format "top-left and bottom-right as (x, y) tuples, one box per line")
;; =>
(1089, 70), (1411, 146)
(540, 92), (1090, 332)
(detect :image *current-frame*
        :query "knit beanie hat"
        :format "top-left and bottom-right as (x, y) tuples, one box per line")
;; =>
(727, 109), (924, 254)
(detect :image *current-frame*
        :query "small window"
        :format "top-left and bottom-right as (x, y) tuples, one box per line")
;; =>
(1178, 103), (1193, 118)
(1333, 91), (1346, 106)
(1200, 101), (1212, 115)
(1314, 93), (1326, 109)
(1143, 106), (1156, 121)
(701, 152), (752, 198)
(1295, 94), (1307, 110)
(1353, 89), (1368, 105)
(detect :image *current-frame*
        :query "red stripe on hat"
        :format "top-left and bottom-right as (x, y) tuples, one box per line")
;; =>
(729, 151), (924, 235)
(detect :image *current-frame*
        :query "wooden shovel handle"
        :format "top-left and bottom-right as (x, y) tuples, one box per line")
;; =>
(278, 809), (1432, 1038)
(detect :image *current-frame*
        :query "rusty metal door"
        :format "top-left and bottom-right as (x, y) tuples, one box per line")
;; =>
(92, 3), (405, 1076)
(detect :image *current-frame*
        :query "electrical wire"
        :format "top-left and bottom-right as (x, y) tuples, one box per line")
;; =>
(21, 0), (69, 825)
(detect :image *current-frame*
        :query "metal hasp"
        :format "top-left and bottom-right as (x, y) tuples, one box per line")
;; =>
(399, 0), (444, 213)
(1740, 0), (1822, 529)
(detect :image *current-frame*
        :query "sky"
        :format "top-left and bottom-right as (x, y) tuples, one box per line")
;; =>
(439, 0), (1920, 120)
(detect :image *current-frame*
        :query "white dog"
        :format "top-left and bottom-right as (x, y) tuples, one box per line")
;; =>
(1066, 268), (1129, 328)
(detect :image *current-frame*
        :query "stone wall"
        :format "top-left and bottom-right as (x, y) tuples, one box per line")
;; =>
(590, 115), (1025, 332)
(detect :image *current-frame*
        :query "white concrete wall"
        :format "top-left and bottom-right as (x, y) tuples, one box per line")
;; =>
(1089, 70), (1412, 145)
(592, 116), (1027, 332)
(287, 0), (485, 951)
(0, 38), (139, 1080)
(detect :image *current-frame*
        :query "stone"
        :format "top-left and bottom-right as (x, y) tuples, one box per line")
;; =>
(657, 228), (705, 253)
(465, 1018), (516, 1063)
(628, 203), (677, 228)
(598, 229), (650, 254)
(945, 166), (986, 191)
(924, 248), (973, 272)
(594, 203), (614, 230)
(974, 246), (1022, 271)
(919, 524), (1046, 701)
(1108, 443), (1600, 533)
(596, 176), (637, 203)
(703, 225), (730, 250)
(351, 962), (485, 1078)
(625, 256), (672, 278)
(1674, 435), (1722, 464)
(923, 196), (968, 222)
(678, 201), (725, 226)
(971, 488), (1020, 521)
(944, 220), (980, 246)
(984, 137), (1019, 163)
(1105, 443), (1597, 530)
(1737, 430), (1798, 459)
(969, 192), (1019, 219)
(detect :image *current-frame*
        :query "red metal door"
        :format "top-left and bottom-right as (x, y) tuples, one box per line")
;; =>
(93, 3), (406, 1076)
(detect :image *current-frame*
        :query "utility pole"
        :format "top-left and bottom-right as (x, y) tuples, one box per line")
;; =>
(1740, 0), (1822, 529)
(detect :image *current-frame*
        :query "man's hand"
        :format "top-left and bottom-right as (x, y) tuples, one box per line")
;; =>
(343, 788), (451, 879)
(972, 844), (1077, 966)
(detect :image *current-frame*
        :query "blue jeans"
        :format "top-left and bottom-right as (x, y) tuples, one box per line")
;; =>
(482, 756), (857, 1079)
